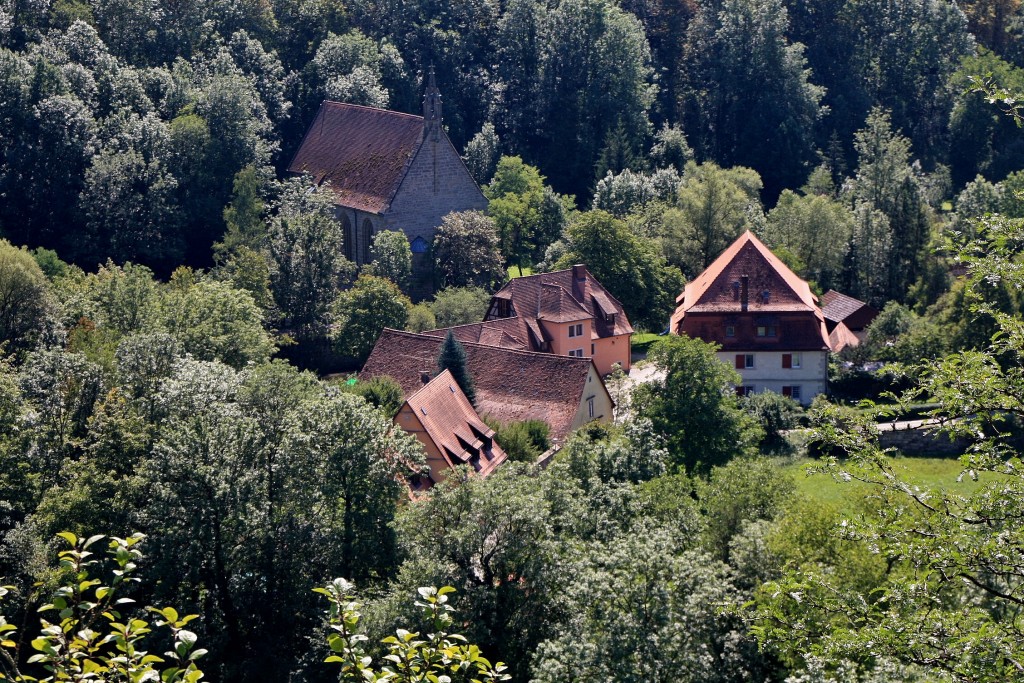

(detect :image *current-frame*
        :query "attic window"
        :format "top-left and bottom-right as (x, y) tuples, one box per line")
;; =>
(410, 236), (428, 253)
(732, 281), (741, 300)
(761, 290), (771, 304)
(604, 312), (615, 323)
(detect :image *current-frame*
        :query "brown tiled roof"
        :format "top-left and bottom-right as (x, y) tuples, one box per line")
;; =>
(403, 369), (507, 477)
(828, 321), (862, 353)
(287, 101), (424, 214)
(489, 265), (634, 338)
(671, 231), (830, 348)
(422, 317), (534, 350)
(820, 290), (878, 329)
(361, 329), (596, 442)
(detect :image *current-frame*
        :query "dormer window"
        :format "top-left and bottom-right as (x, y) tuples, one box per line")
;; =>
(604, 312), (615, 323)
(761, 290), (771, 304)
(732, 281), (741, 300)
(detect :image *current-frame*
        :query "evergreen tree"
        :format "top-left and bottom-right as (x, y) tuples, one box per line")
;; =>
(437, 329), (476, 406)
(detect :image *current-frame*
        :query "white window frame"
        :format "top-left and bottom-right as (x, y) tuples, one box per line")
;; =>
(568, 323), (583, 338)
(569, 348), (584, 358)
(587, 397), (595, 418)
(744, 354), (755, 369)
(792, 352), (802, 369)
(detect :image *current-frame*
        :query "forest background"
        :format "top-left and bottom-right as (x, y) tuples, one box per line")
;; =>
(3, 0), (1024, 680)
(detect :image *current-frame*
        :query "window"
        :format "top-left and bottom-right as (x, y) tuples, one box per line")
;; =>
(360, 218), (373, 264)
(735, 386), (755, 397)
(792, 353), (801, 368)
(588, 397), (595, 418)
(591, 343), (595, 354)
(756, 325), (776, 337)
(782, 386), (802, 401)
(725, 325), (736, 338)
(569, 349), (584, 358)
(410, 236), (428, 253)
(783, 353), (802, 369)
(735, 354), (755, 369)
(568, 323), (583, 338)
(341, 215), (354, 261)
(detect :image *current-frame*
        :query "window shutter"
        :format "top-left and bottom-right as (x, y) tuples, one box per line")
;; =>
(735, 354), (744, 369)
(782, 354), (792, 369)
(782, 386), (792, 397)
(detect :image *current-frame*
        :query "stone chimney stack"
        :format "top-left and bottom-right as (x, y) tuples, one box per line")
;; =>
(572, 264), (588, 303)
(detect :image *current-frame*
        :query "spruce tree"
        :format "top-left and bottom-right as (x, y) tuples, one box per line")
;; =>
(437, 330), (476, 406)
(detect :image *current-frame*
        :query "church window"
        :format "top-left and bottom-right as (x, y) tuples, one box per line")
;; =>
(341, 215), (354, 261)
(360, 219), (373, 264)
(410, 236), (428, 253)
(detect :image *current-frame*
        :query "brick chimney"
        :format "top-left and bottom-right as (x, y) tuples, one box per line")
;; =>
(572, 264), (589, 303)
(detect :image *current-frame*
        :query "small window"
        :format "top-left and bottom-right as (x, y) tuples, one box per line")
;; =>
(569, 323), (583, 338)
(782, 386), (802, 400)
(736, 385), (755, 397)
(410, 236), (428, 253)
(792, 353), (801, 369)
(588, 397), (595, 418)
(745, 354), (754, 369)
(725, 325), (736, 338)
(605, 313), (615, 323)
(591, 343), (595, 354)
(756, 325), (776, 337)
(569, 349), (584, 358)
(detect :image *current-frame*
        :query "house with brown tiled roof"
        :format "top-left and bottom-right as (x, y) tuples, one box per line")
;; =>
(361, 329), (613, 443)
(819, 290), (879, 352)
(288, 69), (487, 285)
(395, 369), (507, 488)
(670, 231), (830, 404)
(421, 265), (633, 375)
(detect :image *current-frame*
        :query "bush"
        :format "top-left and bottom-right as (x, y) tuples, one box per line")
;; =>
(742, 392), (802, 453)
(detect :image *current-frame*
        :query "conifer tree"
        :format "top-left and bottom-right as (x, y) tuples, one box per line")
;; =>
(437, 329), (476, 406)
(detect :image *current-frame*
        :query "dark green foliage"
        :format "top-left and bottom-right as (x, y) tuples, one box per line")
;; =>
(430, 286), (490, 328)
(437, 330), (476, 406)
(350, 374), (405, 418)
(741, 391), (802, 453)
(332, 274), (410, 362)
(491, 418), (551, 462)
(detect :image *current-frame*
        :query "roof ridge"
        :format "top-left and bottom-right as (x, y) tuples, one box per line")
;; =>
(381, 328), (594, 365)
(321, 100), (424, 121)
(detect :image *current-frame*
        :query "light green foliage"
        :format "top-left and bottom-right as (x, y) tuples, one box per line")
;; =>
(345, 374), (404, 418)
(741, 391), (802, 453)
(216, 164), (268, 263)
(432, 211), (505, 291)
(163, 277), (275, 368)
(316, 580), (509, 682)
(490, 419), (550, 463)
(592, 167), (681, 218)
(555, 210), (683, 331)
(764, 190), (855, 291)
(0, 239), (50, 355)
(405, 303), (436, 332)
(332, 274), (410, 361)
(311, 30), (404, 108)
(430, 287), (490, 329)
(368, 230), (412, 290)
(0, 532), (205, 682)
(530, 530), (767, 683)
(649, 123), (693, 172)
(485, 157), (570, 273)
(697, 457), (795, 562)
(634, 334), (761, 474)
(664, 161), (762, 276)
(752, 218), (1024, 682)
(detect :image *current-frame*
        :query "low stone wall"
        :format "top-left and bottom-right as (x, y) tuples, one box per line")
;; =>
(878, 425), (973, 457)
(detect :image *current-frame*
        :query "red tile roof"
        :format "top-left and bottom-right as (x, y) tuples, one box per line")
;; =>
(489, 265), (634, 338)
(361, 329), (598, 442)
(287, 101), (424, 214)
(422, 317), (536, 350)
(403, 369), (507, 478)
(671, 231), (830, 348)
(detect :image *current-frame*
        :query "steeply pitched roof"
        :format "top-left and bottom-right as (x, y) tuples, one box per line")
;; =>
(422, 317), (536, 350)
(287, 101), (424, 214)
(828, 321), (862, 353)
(361, 329), (598, 442)
(820, 290), (877, 326)
(491, 266), (634, 338)
(403, 369), (507, 477)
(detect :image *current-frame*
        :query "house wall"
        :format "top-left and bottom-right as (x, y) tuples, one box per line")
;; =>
(384, 133), (487, 253)
(543, 318), (592, 358)
(395, 404), (452, 482)
(568, 365), (614, 432)
(592, 333), (631, 374)
(715, 349), (828, 405)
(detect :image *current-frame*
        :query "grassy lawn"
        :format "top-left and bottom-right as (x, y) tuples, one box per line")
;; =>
(779, 456), (1002, 511)
(631, 332), (662, 354)
(506, 266), (534, 279)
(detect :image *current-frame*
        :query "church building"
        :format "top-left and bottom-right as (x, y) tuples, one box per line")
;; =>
(287, 69), (487, 284)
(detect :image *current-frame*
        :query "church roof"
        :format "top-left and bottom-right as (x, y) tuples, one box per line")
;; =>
(361, 329), (599, 442)
(287, 101), (424, 214)
(402, 369), (507, 478)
